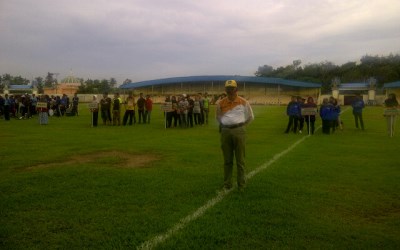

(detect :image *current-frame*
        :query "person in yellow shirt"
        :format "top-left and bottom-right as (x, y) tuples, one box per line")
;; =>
(216, 80), (254, 191)
(123, 91), (136, 125)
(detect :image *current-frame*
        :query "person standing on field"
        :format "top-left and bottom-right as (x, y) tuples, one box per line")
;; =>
(144, 94), (153, 124)
(100, 92), (112, 125)
(284, 96), (301, 133)
(90, 95), (99, 127)
(320, 98), (334, 134)
(384, 93), (399, 136)
(352, 95), (365, 130)
(37, 95), (49, 125)
(203, 93), (210, 124)
(123, 91), (136, 125)
(216, 80), (254, 191)
(112, 93), (122, 126)
(72, 93), (79, 116)
(3, 94), (11, 121)
(303, 96), (317, 134)
(137, 93), (146, 124)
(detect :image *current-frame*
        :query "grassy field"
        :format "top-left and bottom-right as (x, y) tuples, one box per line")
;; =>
(0, 104), (399, 249)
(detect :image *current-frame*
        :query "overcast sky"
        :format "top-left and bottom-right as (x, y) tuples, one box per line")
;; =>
(1, 0), (399, 84)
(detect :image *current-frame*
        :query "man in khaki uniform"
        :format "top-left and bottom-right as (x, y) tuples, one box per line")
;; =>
(216, 80), (254, 190)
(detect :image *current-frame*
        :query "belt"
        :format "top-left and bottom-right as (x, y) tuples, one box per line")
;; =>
(221, 122), (245, 129)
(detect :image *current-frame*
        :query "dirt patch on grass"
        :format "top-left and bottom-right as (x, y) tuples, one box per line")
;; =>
(23, 150), (161, 171)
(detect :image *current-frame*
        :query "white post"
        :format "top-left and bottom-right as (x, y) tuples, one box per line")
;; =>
(165, 111), (167, 129)
(391, 115), (393, 137)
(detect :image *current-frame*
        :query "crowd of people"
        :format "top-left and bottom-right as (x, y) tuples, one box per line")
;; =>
(0, 93), (79, 123)
(285, 95), (361, 135)
(89, 92), (154, 127)
(284, 93), (399, 136)
(1, 91), (398, 136)
(164, 93), (212, 128)
(87, 91), (216, 128)
(285, 96), (320, 134)
(86, 91), (217, 128)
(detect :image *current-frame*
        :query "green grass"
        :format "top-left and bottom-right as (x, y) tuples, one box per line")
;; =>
(0, 105), (399, 249)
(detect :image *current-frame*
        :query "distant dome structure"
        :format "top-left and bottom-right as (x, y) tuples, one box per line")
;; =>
(60, 75), (81, 85)
(43, 72), (81, 96)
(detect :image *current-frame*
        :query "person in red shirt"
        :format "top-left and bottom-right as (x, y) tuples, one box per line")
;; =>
(145, 95), (153, 124)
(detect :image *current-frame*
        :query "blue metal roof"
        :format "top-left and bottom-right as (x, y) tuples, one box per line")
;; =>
(119, 75), (321, 89)
(384, 81), (400, 88)
(9, 85), (33, 90)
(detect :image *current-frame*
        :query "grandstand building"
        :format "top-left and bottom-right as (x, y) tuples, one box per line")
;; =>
(384, 81), (400, 97)
(119, 75), (321, 105)
(3, 84), (35, 95)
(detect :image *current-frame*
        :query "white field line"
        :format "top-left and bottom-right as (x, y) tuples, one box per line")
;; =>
(137, 107), (350, 249)
(138, 138), (312, 249)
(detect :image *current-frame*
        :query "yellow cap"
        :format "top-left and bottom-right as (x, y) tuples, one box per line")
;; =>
(225, 80), (237, 88)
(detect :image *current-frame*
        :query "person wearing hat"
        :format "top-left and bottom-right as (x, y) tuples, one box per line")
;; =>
(216, 80), (254, 191)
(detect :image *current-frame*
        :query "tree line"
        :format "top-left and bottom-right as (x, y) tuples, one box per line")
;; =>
(2, 54), (399, 94)
(0, 72), (122, 94)
(255, 54), (400, 93)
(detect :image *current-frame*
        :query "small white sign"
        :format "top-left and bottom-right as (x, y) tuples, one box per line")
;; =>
(384, 108), (399, 116)
(88, 102), (98, 109)
(161, 102), (173, 112)
(301, 108), (317, 116)
(36, 102), (48, 108)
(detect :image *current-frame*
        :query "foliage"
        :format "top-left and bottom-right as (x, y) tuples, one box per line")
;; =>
(0, 73), (118, 94)
(44, 72), (57, 88)
(255, 54), (400, 92)
(1, 73), (30, 85)
(77, 78), (116, 94)
(34, 77), (44, 94)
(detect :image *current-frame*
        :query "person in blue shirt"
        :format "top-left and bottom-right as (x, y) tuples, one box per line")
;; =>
(3, 94), (10, 121)
(329, 97), (341, 133)
(284, 96), (301, 134)
(320, 98), (334, 134)
(352, 95), (365, 130)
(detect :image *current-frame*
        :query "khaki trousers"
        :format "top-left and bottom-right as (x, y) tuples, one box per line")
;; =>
(220, 126), (246, 188)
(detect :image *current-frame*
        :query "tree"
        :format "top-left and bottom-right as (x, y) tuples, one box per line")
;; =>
(110, 78), (117, 88)
(123, 79), (133, 85)
(35, 77), (44, 94)
(293, 59), (302, 70)
(255, 65), (274, 77)
(100, 79), (111, 93)
(1, 74), (29, 85)
(44, 72), (56, 88)
(77, 78), (115, 94)
(254, 53), (400, 92)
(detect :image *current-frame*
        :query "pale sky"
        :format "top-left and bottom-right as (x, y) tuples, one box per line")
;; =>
(1, 0), (399, 84)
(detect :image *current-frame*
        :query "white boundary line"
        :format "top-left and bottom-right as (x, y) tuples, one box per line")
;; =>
(137, 134), (312, 250)
(137, 105), (355, 250)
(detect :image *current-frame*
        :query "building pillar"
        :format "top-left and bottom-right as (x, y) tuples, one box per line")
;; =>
(332, 89), (339, 99)
(368, 89), (376, 105)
